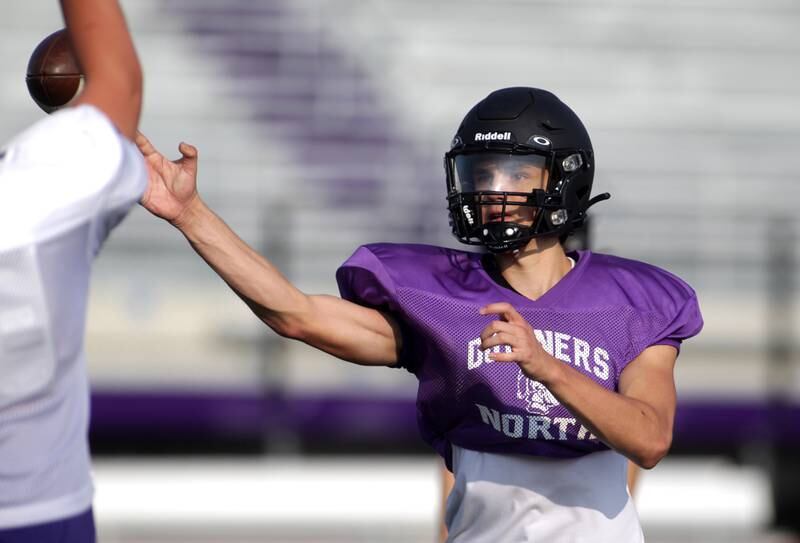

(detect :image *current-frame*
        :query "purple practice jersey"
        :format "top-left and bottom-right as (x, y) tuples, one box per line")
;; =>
(336, 243), (703, 466)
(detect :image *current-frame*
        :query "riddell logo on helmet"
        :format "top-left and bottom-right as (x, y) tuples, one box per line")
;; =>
(474, 132), (511, 142)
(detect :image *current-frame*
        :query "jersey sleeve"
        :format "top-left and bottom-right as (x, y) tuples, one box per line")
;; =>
(627, 267), (704, 363)
(336, 245), (402, 311)
(0, 105), (145, 253)
(336, 245), (413, 370)
(5, 104), (125, 186)
(650, 290), (702, 350)
(88, 137), (147, 256)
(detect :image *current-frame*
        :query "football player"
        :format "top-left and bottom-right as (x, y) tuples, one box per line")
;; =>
(138, 87), (702, 542)
(0, 1), (145, 541)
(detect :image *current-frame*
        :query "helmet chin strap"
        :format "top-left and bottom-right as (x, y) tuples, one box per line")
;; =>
(585, 192), (611, 210)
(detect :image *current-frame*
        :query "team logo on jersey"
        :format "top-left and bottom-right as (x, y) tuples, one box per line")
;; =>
(467, 329), (612, 413)
(467, 337), (510, 369)
(467, 329), (607, 442)
(467, 336), (561, 413)
(516, 372), (559, 414)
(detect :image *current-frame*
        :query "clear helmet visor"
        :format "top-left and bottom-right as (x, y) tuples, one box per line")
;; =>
(452, 152), (549, 194)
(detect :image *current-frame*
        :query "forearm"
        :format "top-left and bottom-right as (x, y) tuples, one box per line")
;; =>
(61, 0), (142, 137)
(172, 199), (399, 364)
(542, 361), (673, 468)
(174, 198), (310, 336)
(137, 136), (400, 365)
(61, 0), (139, 72)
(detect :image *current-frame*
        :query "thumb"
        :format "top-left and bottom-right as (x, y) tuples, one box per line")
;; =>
(176, 142), (199, 174)
(178, 142), (198, 161)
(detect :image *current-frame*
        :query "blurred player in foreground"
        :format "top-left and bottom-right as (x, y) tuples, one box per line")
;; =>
(0, 1), (144, 541)
(138, 87), (702, 541)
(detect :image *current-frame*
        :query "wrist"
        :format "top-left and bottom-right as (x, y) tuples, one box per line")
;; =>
(538, 355), (567, 389)
(170, 194), (205, 232)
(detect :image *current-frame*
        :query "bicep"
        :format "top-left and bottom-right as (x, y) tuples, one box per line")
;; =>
(618, 345), (679, 429)
(298, 294), (402, 366)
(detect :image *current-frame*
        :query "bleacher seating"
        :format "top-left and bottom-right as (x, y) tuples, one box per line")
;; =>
(3, 0), (799, 398)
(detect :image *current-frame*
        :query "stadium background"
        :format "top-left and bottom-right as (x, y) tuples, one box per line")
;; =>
(2, 1), (799, 541)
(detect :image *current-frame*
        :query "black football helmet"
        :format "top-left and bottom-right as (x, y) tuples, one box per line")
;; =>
(445, 87), (610, 253)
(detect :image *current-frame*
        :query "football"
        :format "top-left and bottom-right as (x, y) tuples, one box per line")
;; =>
(25, 29), (83, 113)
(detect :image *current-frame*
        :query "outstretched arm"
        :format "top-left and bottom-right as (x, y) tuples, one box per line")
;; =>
(62, 0), (142, 139)
(137, 134), (401, 366)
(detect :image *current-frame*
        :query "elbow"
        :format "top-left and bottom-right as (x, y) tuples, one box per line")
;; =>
(250, 294), (315, 342)
(265, 313), (308, 341)
(635, 433), (672, 470)
(274, 321), (304, 341)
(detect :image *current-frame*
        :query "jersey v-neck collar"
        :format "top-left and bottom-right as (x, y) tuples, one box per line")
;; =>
(477, 250), (589, 307)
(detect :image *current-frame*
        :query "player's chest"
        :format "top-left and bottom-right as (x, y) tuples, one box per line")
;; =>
(397, 289), (635, 388)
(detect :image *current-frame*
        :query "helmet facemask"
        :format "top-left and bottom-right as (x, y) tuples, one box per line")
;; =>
(446, 147), (596, 253)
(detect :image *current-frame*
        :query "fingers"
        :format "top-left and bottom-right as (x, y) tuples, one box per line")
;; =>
(135, 131), (157, 157)
(480, 302), (526, 325)
(486, 350), (517, 362)
(478, 303), (527, 353)
(477, 303), (542, 366)
(135, 133), (198, 166)
(481, 331), (515, 351)
(479, 320), (516, 342)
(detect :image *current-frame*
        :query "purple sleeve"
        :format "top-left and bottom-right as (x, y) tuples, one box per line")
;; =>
(621, 267), (703, 375)
(649, 292), (703, 351)
(336, 246), (400, 311)
(336, 246), (416, 371)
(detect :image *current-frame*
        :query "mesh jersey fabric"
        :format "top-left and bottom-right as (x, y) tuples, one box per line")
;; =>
(0, 105), (146, 528)
(337, 243), (703, 466)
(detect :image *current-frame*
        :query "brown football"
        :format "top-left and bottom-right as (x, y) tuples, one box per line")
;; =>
(26, 29), (84, 113)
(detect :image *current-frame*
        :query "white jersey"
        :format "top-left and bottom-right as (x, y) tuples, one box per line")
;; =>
(445, 446), (644, 543)
(0, 105), (146, 528)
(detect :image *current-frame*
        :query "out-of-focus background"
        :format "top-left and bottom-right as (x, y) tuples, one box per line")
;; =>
(3, 1), (800, 542)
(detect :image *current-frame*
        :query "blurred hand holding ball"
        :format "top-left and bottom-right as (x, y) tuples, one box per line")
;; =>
(26, 29), (84, 113)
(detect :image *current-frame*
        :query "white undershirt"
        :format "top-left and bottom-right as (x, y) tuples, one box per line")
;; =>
(445, 446), (644, 543)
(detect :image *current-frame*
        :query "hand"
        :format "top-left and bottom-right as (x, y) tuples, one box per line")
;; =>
(136, 132), (200, 225)
(479, 302), (560, 384)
